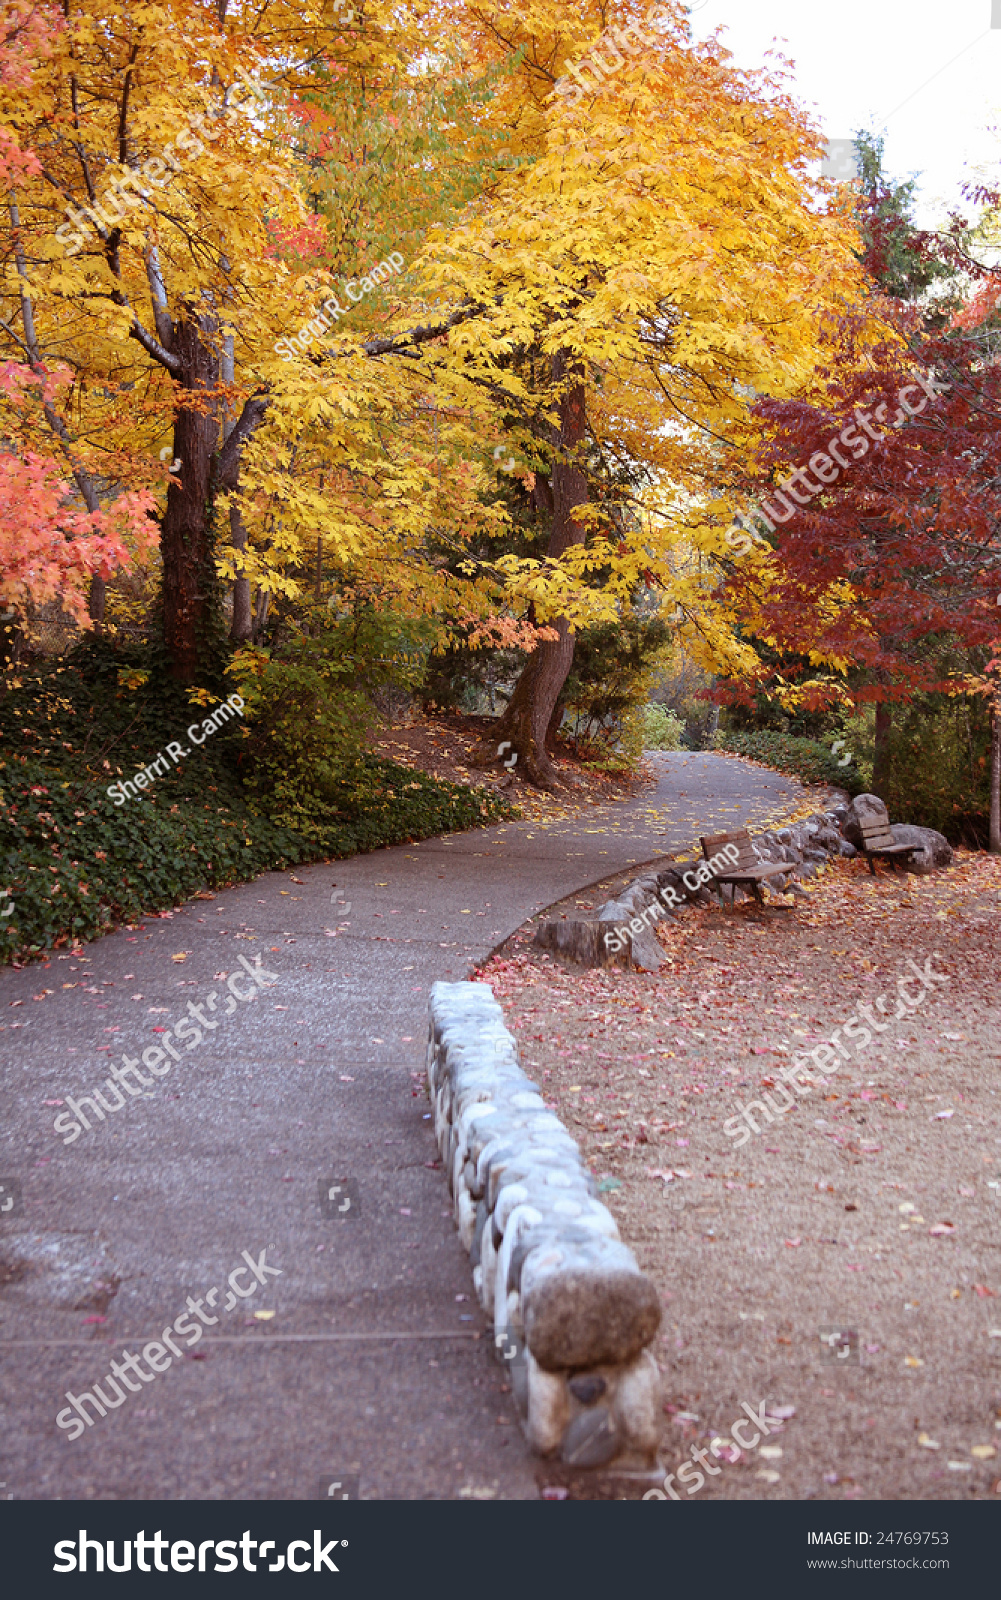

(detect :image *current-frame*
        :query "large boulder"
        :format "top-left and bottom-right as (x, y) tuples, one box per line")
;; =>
(656, 866), (712, 905)
(890, 824), (954, 874)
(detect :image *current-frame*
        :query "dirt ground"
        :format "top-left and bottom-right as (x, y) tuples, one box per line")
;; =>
(372, 711), (647, 823)
(479, 848), (1001, 1501)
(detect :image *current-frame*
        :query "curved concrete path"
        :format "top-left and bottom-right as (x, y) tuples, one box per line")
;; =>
(0, 753), (814, 1500)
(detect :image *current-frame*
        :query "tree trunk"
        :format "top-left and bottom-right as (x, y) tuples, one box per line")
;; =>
(985, 691), (991, 857)
(161, 319), (221, 681)
(872, 700), (891, 797)
(228, 503), (252, 642)
(489, 352), (588, 788)
(88, 573), (106, 631)
(219, 329), (252, 644)
(252, 584), (270, 643)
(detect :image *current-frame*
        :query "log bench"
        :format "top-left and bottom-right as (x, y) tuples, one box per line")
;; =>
(699, 828), (790, 907)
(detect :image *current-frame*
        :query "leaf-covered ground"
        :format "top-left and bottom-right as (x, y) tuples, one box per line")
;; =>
(480, 850), (1001, 1501)
(373, 710), (648, 825)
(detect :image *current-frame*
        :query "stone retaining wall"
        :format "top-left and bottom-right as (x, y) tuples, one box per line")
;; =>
(427, 979), (662, 1469)
(535, 792), (955, 971)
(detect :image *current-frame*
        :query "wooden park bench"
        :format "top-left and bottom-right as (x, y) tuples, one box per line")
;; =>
(858, 814), (920, 876)
(699, 829), (789, 907)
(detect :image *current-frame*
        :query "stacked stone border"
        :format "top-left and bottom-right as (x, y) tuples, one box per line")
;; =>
(533, 792), (954, 970)
(428, 980), (662, 1470)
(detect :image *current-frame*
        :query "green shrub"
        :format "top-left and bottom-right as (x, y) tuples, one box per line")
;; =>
(0, 638), (514, 964)
(715, 730), (871, 794)
(641, 703), (685, 751)
(229, 637), (374, 840)
(0, 750), (513, 964)
(876, 695), (991, 845)
(718, 697), (992, 844)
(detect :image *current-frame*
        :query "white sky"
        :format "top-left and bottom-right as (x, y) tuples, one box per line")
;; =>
(687, 0), (1001, 226)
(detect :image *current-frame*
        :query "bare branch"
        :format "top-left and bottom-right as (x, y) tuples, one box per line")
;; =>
(127, 317), (182, 372)
(214, 392), (270, 491)
(357, 301), (486, 358)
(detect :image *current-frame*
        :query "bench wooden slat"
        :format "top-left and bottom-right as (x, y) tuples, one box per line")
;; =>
(714, 862), (788, 882)
(702, 830), (755, 863)
(698, 827), (789, 904)
(702, 830), (783, 872)
(701, 832), (739, 854)
(702, 828), (782, 873)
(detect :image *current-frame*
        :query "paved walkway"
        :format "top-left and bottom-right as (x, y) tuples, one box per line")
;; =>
(0, 753), (815, 1500)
